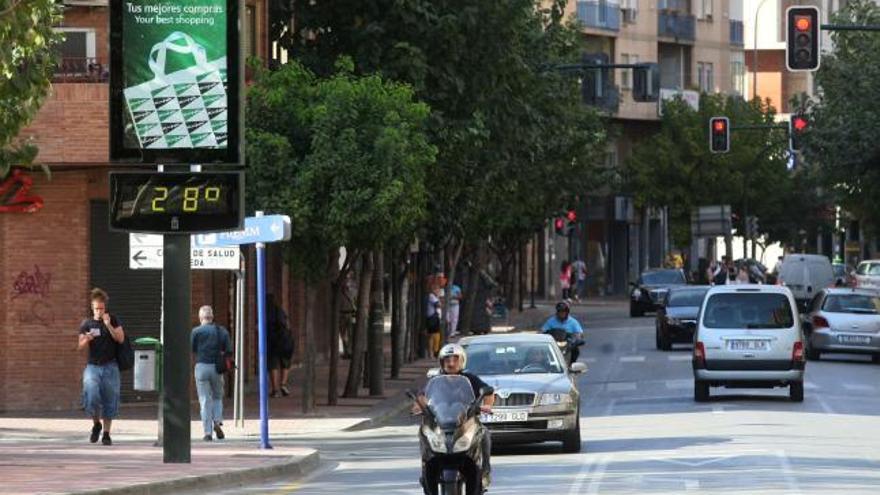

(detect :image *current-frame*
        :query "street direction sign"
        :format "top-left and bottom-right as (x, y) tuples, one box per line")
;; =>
(194, 214), (291, 247)
(129, 234), (240, 270)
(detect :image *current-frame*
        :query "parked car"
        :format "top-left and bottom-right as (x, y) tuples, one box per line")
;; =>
(630, 268), (688, 317)
(853, 259), (880, 290)
(801, 288), (880, 363)
(777, 254), (834, 312)
(693, 285), (806, 402)
(656, 286), (710, 351)
(455, 333), (587, 452)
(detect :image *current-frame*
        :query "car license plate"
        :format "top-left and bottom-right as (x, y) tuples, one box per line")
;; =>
(838, 335), (871, 345)
(728, 340), (768, 351)
(481, 410), (529, 423)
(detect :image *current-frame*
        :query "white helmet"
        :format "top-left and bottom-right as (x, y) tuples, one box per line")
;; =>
(438, 343), (467, 369)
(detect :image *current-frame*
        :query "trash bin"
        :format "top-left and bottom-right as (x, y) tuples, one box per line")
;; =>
(134, 337), (162, 392)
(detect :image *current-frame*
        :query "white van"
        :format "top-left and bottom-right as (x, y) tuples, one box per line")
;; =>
(778, 254), (834, 311)
(693, 285), (805, 402)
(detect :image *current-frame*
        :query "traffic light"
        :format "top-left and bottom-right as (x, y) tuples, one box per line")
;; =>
(790, 113), (808, 151)
(709, 117), (730, 153)
(554, 217), (565, 235)
(566, 209), (577, 222)
(786, 6), (820, 71)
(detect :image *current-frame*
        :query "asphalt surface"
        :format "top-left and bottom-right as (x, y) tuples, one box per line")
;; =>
(200, 304), (880, 494)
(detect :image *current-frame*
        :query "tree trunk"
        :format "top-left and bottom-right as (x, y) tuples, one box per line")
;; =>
(368, 250), (385, 396)
(414, 245), (427, 359)
(302, 283), (317, 413)
(343, 252), (373, 398)
(391, 249), (406, 378)
(460, 243), (485, 335)
(400, 259), (411, 362)
(519, 242), (526, 312)
(328, 278), (341, 405)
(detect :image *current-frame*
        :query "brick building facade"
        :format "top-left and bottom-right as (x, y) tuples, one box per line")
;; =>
(0, 1), (326, 412)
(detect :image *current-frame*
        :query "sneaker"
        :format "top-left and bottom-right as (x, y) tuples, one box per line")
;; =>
(269, 390), (279, 398)
(280, 385), (290, 396)
(203, 434), (213, 442)
(101, 433), (112, 446)
(213, 423), (225, 440)
(89, 422), (102, 443)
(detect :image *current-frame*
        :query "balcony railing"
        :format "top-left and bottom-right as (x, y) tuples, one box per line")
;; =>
(52, 57), (108, 83)
(730, 20), (744, 46)
(658, 0), (689, 13)
(658, 13), (695, 41)
(577, 1), (620, 32)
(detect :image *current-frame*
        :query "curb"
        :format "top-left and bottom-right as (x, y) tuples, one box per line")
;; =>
(343, 374), (429, 432)
(67, 450), (321, 495)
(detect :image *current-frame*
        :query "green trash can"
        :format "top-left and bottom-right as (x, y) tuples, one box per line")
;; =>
(134, 337), (162, 392)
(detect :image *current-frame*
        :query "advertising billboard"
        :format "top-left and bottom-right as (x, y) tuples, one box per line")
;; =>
(110, 0), (240, 164)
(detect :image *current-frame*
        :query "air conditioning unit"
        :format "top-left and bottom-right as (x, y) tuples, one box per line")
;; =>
(622, 8), (638, 24)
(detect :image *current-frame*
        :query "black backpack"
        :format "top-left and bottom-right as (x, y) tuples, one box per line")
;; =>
(116, 335), (135, 371)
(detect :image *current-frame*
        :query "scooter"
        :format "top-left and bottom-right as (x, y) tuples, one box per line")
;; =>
(545, 328), (585, 366)
(409, 375), (494, 495)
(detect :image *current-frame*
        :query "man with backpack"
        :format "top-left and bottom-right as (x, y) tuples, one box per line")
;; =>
(191, 305), (232, 441)
(267, 294), (294, 397)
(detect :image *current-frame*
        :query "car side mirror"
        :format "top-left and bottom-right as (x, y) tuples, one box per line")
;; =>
(570, 362), (588, 374)
(426, 368), (441, 378)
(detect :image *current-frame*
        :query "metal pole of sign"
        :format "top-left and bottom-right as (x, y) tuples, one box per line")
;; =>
(233, 257), (246, 428)
(255, 211), (272, 449)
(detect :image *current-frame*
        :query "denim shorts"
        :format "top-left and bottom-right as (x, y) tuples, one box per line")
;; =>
(82, 362), (121, 419)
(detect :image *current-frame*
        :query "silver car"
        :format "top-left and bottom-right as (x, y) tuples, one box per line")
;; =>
(853, 260), (880, 290)
(457, 333), (586, 453)
(802, 288), (880, 363)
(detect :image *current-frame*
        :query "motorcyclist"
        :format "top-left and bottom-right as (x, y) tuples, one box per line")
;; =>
(541, 301), (584, 363)
(414, 343), (495, 491)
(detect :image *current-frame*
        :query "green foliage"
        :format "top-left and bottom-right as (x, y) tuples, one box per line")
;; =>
(284, 0), (608, 246)
(624, 94), (810, 247)
(246, 61), (436, 279)
(805, 0), (880, 230)
(0, 0), (61, 179)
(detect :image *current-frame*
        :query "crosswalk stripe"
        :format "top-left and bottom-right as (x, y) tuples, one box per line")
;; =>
(665, 380), (692, 390)
(620, 356), (646, 363)
(667, 354), (692, 361)
(843, 383), (876, 392)
(606, 382), (638, 392)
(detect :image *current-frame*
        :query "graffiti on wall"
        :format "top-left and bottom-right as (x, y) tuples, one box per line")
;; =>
(0, 169), (44, 213)
(10, 265), (55, 327)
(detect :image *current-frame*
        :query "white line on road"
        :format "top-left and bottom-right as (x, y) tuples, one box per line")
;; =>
(567, 453), (598, 495)
(583, 357), (598, 364)
(620, 356), (646, 363)
(667, 354), (692, 361)
(817, 395), (836, 415)
(776, 450), (804, 495)
(606, 382), (638, 392)
(804, 381), (819, 390)
(665, 379), (692, 390)
(843, 383), (876, 392)
(685, 479), (700, 491)
(586, 454), (610, 495)
(712, 404), (725, 414)
(602, 398), (617, 417)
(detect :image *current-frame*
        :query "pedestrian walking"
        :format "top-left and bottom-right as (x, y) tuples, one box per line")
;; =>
(447, 283), (463, 338)
(266, 294), (294, 398)
(191, 305), (231, 441)
(559, 261), (572, 302)
(571, 258), (587, 301)
(426, 287), (442, 357)
(78, 288), (125, 446)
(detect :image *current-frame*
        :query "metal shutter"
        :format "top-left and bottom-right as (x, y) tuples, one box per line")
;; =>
(90, 201), (161, 402)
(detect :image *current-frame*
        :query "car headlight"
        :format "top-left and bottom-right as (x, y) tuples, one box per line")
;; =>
(452, 418), (478, 453)
(422, 424), (447, 453)
(539, 393), (572, 406)
(633, 289), (642, 299)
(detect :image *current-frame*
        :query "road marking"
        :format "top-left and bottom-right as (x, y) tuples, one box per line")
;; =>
(685, 479), (700, 491)
(602, 398), (617, 417)
(620, 356), (646, 363)
(843, 383), (876, 392)
(817, 395), (836, 415)
(776, 450), (804, 494)
(583, 357), (598, 364)
(804, 381), (819, 390)
(567, 453), (599, 495)
(665, 379), (692, 390)
(711, 404), (725, 414)
(606, 382), (638, 392)
(586, 454), (610, 494)
(667, 354), (692, 361)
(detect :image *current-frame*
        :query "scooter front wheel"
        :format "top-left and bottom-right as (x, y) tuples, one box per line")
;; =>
(439, 479), (464, 495)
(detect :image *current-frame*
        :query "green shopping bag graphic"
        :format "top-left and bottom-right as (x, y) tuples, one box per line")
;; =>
(124, 31), (227, 149)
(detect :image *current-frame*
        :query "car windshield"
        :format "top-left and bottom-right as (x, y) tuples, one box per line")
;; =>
(641, 270), (686, 285)
(464, 342), (564, 375)
(424, 375), (475, 427)
(822, 294), (880, 314)
(668, 288), (709, 307)
(703, 293), (794, 329)
(857, 263), (880, 276)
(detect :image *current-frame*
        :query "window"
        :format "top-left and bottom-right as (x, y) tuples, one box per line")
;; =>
(53, 28), (97, 77)
(697, 61), (714, 93)
(619, 53), (638, 89)
(464, 342), (564, 375)
(696, 0), (713, 19)
(598, 0), (608, 24)
(730, 52), (745, 96)
(621, 0), (638, 23)
(703, 293), (795, 329)
(822, 294), (880, 314)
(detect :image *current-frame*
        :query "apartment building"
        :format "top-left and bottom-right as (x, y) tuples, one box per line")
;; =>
(545, 0), (745, 295)
(0, 0), (324, 412)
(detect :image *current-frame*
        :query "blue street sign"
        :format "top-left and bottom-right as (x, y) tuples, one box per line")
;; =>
(194, 214), (291, 247)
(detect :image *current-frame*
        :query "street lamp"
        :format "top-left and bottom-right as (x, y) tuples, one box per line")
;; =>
(752, 0), (771, 101)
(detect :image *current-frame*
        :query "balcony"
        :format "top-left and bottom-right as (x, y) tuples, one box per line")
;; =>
(658, 0), (689, 12)
(730, 20), (744, 46)
(658, 13), (695, 42)
(577, 1), (620, 32)
(52, 57), (108, 83)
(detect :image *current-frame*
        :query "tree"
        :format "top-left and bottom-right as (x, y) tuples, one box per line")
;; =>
(245, 60), (436, 406)
(804, 0), (880, 234)
(0, 0), (61, 179)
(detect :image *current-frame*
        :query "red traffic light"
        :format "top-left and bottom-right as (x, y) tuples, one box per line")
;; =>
(566, 210), (577, 222)
(794, 16), (811, 32)
(554, 218), (565, 230)
(713, 120), (727, 133)
(792, 116), (808, 132)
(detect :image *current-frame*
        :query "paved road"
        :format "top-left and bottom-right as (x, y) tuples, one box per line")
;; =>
(204, 304), (880, 494)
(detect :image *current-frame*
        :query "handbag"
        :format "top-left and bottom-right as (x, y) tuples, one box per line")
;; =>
(213, 325), (235, 374)
(116, 335), (135, 371)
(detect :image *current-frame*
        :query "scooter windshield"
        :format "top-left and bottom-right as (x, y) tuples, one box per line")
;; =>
(425, 375), (475, 427)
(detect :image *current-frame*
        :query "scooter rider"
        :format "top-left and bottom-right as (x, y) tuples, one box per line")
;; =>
(541, 301), (584, 363)
(415, 343), (495, 491)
